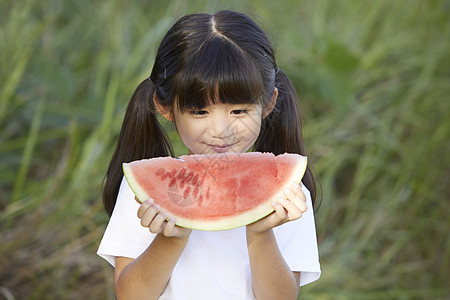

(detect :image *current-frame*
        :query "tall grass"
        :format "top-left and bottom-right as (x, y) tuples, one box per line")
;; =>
(0, 0), (448, 299)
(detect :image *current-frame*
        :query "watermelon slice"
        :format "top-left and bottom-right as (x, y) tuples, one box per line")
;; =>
(123, 152), (307, 231)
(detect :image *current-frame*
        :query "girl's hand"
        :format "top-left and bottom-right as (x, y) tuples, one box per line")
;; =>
(246, 182), (307, 234)
(136, 197), (192, 239)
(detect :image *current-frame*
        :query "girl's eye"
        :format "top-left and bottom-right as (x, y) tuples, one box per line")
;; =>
(190, 110), (208, 116)
(231, 109), (248, 115)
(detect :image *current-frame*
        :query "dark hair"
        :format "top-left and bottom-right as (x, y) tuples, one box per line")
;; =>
(102, 10), (318, 216)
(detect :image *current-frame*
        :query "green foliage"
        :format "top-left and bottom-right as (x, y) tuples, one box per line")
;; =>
(0, 0), (449, 299)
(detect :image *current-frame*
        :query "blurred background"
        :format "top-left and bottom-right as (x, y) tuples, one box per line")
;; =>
(0, 0), (449, 299)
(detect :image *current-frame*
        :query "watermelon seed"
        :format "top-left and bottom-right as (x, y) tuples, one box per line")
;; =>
(206, 187), (210, 199)
(177, 168), (186, 179)
(156, 168), (165, 177)
(156, 168), (169, 180)
(168, 176), (177, 188)
(179, 169), (189, 188)
(193, 184), (200, 197)
(183, 186), (191, 199)
(191, 174), (198, 185)
(185, 172), (193, 184)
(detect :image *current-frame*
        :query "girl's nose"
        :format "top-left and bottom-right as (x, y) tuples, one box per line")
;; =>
(209, 115), (235, 139)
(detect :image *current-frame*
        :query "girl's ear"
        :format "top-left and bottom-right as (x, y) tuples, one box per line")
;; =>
(262, 87), (278, 119)
(153, 93), (173, 121)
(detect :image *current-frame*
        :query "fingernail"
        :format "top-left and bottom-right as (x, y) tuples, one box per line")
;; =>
(291, 182), (299, 188)
(145, 198), (154, 205)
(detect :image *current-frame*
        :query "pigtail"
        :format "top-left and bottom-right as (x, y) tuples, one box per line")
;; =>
(255, 69), (318, 207)
(102, 79), (174, 216)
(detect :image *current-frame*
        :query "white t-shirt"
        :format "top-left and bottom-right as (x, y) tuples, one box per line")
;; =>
(97, 177), (321, 299)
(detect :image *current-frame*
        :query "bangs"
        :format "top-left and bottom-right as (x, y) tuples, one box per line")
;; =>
(172, 36), (265, 111)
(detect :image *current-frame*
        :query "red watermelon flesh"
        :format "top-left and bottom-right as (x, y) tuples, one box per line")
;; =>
(123, 152), (307, 231)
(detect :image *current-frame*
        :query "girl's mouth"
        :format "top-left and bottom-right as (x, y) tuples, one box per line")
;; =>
(207, 143), (236, 153)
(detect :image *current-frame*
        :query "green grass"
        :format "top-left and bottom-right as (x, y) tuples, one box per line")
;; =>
(1, 0), (449, 299)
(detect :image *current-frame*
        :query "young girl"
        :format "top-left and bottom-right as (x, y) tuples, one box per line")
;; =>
(98, 10), (321, 299)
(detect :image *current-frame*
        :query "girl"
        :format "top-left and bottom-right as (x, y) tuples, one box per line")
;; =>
(98, 10), (321, 299)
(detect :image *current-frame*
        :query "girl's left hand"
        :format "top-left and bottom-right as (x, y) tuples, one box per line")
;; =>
(246, 182), (307, 234)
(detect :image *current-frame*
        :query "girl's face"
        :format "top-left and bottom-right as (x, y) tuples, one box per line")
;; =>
(173, 102), (264, 155)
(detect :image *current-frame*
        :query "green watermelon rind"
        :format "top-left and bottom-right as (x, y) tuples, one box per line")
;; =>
(122, 154), (307, 231)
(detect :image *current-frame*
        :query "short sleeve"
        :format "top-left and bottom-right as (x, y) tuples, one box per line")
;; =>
(97, 177), (156, 266)
(274, 185), (321, 286)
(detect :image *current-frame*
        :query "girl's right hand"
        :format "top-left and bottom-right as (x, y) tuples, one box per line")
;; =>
(136, 198), (192, 239)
